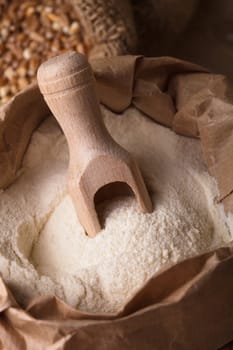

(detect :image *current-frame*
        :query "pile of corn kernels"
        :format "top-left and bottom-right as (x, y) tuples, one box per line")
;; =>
(0, 0), (88, 105)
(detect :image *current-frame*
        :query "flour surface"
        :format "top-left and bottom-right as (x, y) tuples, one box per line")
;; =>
(0, 107), (232, 313)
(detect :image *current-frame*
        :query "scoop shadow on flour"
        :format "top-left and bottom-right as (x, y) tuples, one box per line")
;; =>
(94, 180), (155, 231)
(94, 182), (135, 229)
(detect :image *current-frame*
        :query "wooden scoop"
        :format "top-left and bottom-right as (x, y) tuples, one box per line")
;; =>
(37, 52), (152, 237)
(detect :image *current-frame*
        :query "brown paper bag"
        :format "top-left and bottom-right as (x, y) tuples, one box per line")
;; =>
(0, 56), (232, 349)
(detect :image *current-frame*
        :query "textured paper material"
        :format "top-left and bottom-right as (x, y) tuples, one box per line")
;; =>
(0, 56), (232, 349)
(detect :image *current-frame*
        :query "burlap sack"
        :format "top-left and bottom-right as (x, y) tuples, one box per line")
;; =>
(0, 56), (232, 349)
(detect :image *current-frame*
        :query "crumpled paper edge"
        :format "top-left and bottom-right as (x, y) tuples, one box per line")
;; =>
(1, 244), (233, 349)
(0, 55), (233, 349)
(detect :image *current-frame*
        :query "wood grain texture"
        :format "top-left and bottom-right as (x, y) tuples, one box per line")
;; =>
(37, 52), (152, 237)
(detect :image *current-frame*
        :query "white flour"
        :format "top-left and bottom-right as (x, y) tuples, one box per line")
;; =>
(0, 107), (232, 313)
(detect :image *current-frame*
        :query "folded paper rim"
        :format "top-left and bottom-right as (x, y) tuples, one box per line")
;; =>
(0, 55), (233, 349)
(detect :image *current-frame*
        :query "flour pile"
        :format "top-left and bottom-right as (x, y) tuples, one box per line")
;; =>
(0, 107), (232, 313)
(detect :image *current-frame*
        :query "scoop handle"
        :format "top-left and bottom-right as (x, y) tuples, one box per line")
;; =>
(37, 52), (153, 237)
(37, 52), (112, 166)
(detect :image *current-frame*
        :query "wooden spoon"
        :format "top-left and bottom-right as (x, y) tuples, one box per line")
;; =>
(37, 52), (152, 237)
